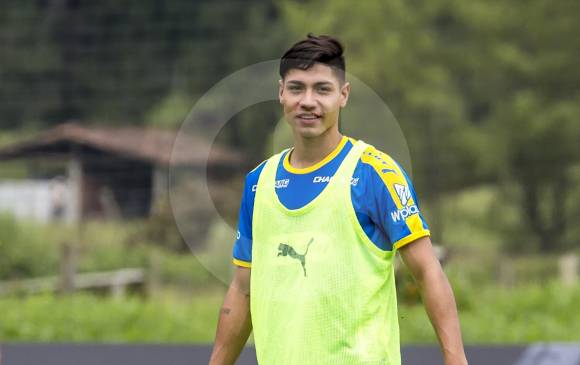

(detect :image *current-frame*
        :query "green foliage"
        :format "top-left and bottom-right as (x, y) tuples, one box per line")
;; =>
(0, 130), (35, 148)
(0, 290), (224, 342)
(1, 283), (578, 343)
(0, 218), (224, 291)
(438, 185), (506, 250)
(145, 92), (193, 129)
(165, 176), (219, 252)
(130, 200), (189, 253)
(0, 131), (43, 178)
(1, 0), (578, 252)
(155, 253), (220, 289)
(0, 0), (286, 131)
(195, 219), (238, 286)
(0, 214), (59, 280)
(77, 238), (149, 273)
(399, 282), (580, 343)
(75, 221), (225, 289)
(492, 94), (580, 251)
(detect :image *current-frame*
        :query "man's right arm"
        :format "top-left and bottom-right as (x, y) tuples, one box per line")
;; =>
(209, 266), (252, 365)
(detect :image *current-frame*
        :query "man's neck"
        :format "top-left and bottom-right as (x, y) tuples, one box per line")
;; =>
(289, 129), (343, 169)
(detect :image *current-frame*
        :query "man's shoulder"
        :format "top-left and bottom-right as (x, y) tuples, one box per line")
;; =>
(353, 143), (418, 206)
(358, 144), (404, 178)
(245, 160), (267, 189)
(249, 159), (268, 175)
(244, 148), (288, 189)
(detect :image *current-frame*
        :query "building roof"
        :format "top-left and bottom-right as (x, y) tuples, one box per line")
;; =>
(0, 123), (242, 166)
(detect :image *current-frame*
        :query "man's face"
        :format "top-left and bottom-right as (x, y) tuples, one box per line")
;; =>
(279, 63), (350, 139)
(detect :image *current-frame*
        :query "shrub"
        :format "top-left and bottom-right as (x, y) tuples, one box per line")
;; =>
(0, 214), (59, 280)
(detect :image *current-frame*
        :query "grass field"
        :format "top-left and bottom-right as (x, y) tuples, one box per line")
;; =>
(1, 282), (579, 343)
(0, 288), (226, 342)
(399, 282), (580, 343)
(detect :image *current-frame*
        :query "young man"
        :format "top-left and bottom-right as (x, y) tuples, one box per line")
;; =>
(209, 34), (468, 365)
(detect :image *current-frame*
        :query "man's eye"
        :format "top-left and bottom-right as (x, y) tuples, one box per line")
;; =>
(318, 88), (331, 93)
(288, 86), (301, 91)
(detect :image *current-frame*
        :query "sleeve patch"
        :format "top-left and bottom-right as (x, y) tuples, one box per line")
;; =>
(393, 183), (412, 206)
(359, 145), (429, 247)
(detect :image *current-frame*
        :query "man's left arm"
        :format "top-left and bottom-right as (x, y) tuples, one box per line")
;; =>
(399, 236), (468, 365)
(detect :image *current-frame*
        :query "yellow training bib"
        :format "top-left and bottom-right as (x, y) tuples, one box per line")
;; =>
(251, 140), (401, 365)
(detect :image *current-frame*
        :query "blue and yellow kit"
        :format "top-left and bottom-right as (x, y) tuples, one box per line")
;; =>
(232, 136), (430, 268)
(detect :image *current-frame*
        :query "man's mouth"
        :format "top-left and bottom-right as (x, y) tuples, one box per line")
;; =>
(296, 113), (321, 121)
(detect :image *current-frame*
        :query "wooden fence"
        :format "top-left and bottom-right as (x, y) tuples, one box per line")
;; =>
(0, 268), (148, 298)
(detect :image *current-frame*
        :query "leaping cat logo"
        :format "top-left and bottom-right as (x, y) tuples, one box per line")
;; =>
(277, 238), (314, 277)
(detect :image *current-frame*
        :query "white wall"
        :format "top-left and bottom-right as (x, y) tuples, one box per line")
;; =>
(0, 180), (75, 223)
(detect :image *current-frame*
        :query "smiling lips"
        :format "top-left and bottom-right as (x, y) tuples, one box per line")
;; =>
(296, 113), (321, 122)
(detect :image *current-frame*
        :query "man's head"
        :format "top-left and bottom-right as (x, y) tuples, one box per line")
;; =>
(278, 34), (350, 139)
(279, 33), (346, 83)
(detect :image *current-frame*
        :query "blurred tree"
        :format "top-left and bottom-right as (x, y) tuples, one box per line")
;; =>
(0, 0), (288, 146)
(478, 0), (580, 252)
(148, 0), (290, 163)
(0, 0), (193, 126)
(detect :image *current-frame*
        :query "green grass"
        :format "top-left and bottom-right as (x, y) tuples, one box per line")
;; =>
(0, 288), (226, 342)
(399, 282), (580, 344)
(1, 282), (578, 343)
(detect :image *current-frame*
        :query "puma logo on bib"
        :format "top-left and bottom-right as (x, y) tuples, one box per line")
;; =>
(277, 238), (314, 277)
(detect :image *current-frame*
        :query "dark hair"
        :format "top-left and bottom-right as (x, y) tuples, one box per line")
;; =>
(279, 33), (345, 82)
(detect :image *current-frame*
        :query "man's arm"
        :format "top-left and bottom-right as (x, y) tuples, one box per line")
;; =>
(399, 236), (468, 365)
(209, 266), (252, 365)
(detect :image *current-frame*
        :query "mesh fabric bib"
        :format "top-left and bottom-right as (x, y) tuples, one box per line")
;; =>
(251, 140), (401, 365)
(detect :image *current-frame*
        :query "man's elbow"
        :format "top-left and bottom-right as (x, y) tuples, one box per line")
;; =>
(231, 266), (251, 296)
(414, 261), (447, 290)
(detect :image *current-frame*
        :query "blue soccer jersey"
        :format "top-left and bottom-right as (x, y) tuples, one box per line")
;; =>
(232, 136), (430, 268)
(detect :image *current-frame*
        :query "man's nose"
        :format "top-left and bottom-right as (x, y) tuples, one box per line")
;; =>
(299, 90), (316, 109)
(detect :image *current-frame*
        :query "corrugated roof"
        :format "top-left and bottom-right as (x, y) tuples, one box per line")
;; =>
(0, 123), (242, 166)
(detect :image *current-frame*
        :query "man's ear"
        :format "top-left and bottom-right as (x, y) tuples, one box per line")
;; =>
(340, 81), (351, 108)
(278, 79), (284, 104)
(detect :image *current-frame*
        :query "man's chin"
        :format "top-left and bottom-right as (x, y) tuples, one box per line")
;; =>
(295, 128), (324, 139)
(289, 121), (336, 140)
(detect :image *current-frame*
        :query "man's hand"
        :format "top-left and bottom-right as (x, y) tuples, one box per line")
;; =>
(399, 236), (468, 365)
(209, 266), (252, 365)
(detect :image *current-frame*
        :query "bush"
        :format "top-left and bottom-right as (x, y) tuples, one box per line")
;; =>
(155, 252), (221, 289)
(77, 221), (224, 289)
(0, 214), (59, 280)
(0, 217), (225, 294)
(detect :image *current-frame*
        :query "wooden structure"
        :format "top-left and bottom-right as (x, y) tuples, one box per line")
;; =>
(0, 268), (147, 298)
(0, 123), (242, 220)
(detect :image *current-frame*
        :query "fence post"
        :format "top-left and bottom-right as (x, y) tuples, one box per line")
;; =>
(560, 253), (578, 287)
(58, 240), (76, 294)
(146, 252), (162, 299)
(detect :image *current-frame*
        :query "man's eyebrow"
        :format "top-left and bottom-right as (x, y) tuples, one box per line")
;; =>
(314, 81), (334, 87)
(286, 80), (304, 86)
(286, 80), (334, 87)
